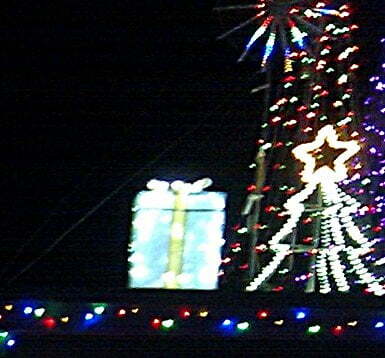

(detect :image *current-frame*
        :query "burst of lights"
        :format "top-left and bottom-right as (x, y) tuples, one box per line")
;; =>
(214, 0), (344, 67)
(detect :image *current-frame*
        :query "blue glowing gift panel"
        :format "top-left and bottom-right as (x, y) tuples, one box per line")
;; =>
(129, 190), (226, 289)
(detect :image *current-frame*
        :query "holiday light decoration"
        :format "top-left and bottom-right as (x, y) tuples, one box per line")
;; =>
(218, 1), (385, 295)
(245, 126), (385, 295)
(1, 298), (385, 351)
(292, 125), (360, 184)
(344, 37), (385, 270)
(129, 178), (226, 290)
(214, 0), (350, 68)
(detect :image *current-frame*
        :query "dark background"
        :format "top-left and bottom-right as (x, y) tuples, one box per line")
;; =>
(0, 0), (384, 290)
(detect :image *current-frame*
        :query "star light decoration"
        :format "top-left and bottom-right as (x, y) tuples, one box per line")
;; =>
(246, 126), (385, 296)
(292, 124), (360, 184)
(214, 0), (350, 68)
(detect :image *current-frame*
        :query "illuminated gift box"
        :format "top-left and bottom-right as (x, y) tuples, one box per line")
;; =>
(129, 178), (226, 290)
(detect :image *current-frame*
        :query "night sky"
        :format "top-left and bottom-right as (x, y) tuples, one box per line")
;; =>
(1, 0), (384, 290)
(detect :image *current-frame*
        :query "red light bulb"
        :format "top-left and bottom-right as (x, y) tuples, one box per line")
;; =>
(331, 325), (344, 336)
(117, 309), (127, 317)
(151, 318), (161, 329)
(180, 310), (191, 319)
(257, 310), (269, 319)
(42, 317), (56, 329)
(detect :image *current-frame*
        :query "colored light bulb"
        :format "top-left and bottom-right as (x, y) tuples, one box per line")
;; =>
(24, 307), (33, 315)
(85, 313), (94, 320)
(237, 322), (250, 331)
(307, 325), (321, 334)
(161, 319), (174, 329)
(34, 308), (46, 318)
(222, 319), (233, 327)
(94, 306), (105, 315)
(6, 339), (15, 347)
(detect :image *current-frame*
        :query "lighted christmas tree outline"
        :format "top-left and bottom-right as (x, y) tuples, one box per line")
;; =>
(215, 0), (382, 294)
(245, 125), (385, 296)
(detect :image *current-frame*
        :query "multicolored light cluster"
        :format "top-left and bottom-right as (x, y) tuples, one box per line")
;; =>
(2, 299), (385, 348)
(219, 2), (385, 294)
(347, 37), (385, 268)
(215, 1), (353, 68)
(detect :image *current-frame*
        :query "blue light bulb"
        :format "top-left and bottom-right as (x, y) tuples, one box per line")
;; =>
(295, 311), (306, 320)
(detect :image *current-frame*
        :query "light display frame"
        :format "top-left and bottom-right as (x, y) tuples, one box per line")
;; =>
(128, 179), (227, 290)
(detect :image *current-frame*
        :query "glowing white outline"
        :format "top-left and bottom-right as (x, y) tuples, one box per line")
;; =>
(292, 125), (360, 183)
